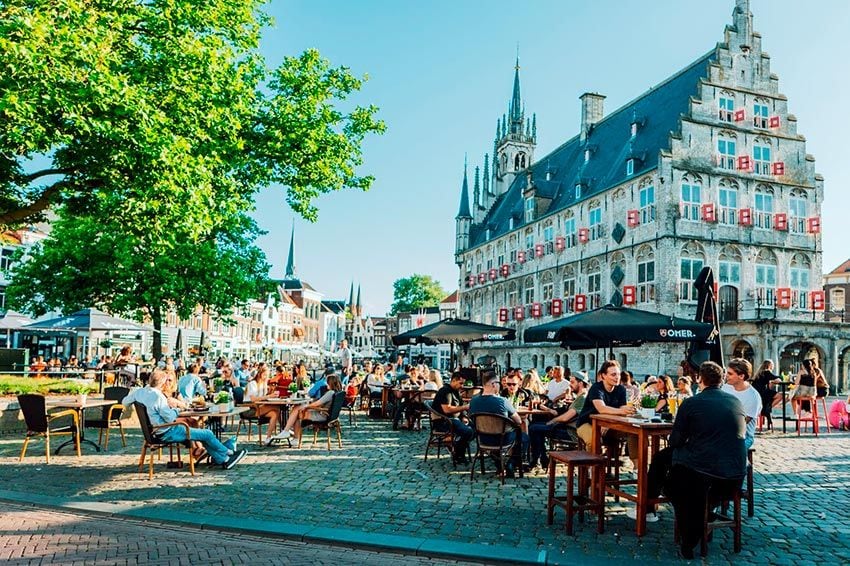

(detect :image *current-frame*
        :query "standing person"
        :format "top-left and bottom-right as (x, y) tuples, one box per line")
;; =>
(338, 339), (353, 377)
(431, 372), (474, 465)
(721, 358), (762, 449)
(469, 371), (527, 476)
(752, 360), (782, 415)
(664, 361), (747, 559)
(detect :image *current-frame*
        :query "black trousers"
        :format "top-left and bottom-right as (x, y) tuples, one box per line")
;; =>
(666, 464), (743, 553)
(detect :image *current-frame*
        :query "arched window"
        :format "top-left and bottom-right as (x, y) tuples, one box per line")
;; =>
(638, 177), (655, 224)
(636, 245), (655, 304)
(555, 354), (561, 367)
(753, 136), (772, 175)
(718, 245), (742, 288)
(789, 188), (808, 234)
(718, 89), (736, 122)
(790, 254), (812, 310)
(754, 184), (774, 229)
(717, 132), (737, 169)
(680, 173), (702, 221)
(830, 288), (846, 312)
(619, 353), (627, 370)
(563, 210), (577, 248)
(563, 265), (577, 312)
(541, 271), (554, 303)
(755, 249), (778, 307)
(586, 259), (602, 309)
(752, 97), (770, 128)
(679, 242), (706, 302)
(588, 354), (596, 372)
(578, 354), (586, 370)
(718, 178), (739, 225)
(524, 276), (535, 304)
(531, 354), (538, 368)
(507, 281), (518, 307)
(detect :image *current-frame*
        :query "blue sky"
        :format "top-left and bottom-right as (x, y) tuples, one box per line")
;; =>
(252, 0), (850, 316)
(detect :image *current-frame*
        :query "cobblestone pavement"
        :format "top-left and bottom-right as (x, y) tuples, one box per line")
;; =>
(0, 501), (473, 565)
(0, 404), (849, 564)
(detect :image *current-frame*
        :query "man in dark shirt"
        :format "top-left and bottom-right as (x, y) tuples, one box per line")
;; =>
(575, 360), (637, 461)
(470, 371), (527, 475)
(432, 372), (473, 465)
(657, 361), (747, 559)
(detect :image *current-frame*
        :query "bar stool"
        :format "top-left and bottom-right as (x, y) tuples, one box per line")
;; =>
(546, 450), (606, 535)
(817, 396), (832, 433)
(794, 396), (820, 436)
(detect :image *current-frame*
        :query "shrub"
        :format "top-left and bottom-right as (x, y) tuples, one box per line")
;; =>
(0, 376), (95, 396)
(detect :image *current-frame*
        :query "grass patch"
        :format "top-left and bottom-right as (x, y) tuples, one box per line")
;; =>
(0, 376), (95, 396)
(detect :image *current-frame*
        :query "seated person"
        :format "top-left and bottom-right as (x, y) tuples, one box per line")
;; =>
(243, 365), (282, 446)
(308, 369), (331, 400)
(367, 364), (389, 401)
(676, 376), (694, 400)
(432, 372), (473, 465)
(721, 358), (762, 449)
(501, 373), (530, 407)
(122, 369), (246, 469)
(272, 373), (343, 441)
(543, 366), (571, 403)
(269, 365), (293, 397)
(654, 375), (675, 413)
(529, 371), (589, 468)
(392, 365), (420, 430)
(177, 363), (207, 400)
(470, 371), (528, 475)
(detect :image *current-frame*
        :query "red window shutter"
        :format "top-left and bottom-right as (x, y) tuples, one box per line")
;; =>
(807, 216), (821, 234)
(517, 250), (526, 264)
(734, 109), (745, 122)
(500, 264), (510, 277)
(551, 298), (563, 316)
(774, 213), (788, 231)
(811, 291), (825, 311)
(701, 203), (716, 223)
(555, 236), (565, 251)
(776, 288), (792, 309)
(737, 155), (751, 171)
(488, 268), (497, 281)
(578, 228), (590, 243)
(627, 209), (640, 228)
(466, 275), (475, 288)
(535, 243), (544, 257)
(738, 207), (752, 226)
(713, 281), (720, 298)
(477, 272), (486, 284)
(574, 294), (587, 312)
(769, 115), (781, 128)
(623, 285), (636, 305)
(531, 302), (542, 318)
(513, 306), (525, 321)
(772, 161), (785, 176)
(498, 308), (509, 322)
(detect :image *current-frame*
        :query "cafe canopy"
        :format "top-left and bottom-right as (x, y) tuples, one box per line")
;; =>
(392, 318), (516, 346)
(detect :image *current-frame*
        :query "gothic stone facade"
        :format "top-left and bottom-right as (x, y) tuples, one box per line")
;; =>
(454, 1), (850, 390)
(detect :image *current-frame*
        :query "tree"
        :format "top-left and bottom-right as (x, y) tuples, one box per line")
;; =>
(6, 208), (274, 359)
(390, 275), (446, 316)
(0, 0), (385, 231)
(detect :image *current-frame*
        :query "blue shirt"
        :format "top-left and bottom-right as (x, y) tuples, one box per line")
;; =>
(122, 387), (179, 431)
(309, 377), (328, 399)
(177, 373), (206, 400)
(234, 368), (251, 387)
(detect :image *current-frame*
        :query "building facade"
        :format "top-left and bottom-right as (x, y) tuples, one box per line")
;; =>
(455, 1), (850, 390)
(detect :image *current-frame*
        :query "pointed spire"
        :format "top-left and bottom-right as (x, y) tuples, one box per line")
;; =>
(284, 221), (296, 278)
(473, 165), (481, 208)
(495, 118), (501, 141)
(356, 284), (362, 317)
(532, 113), (537, 139)
(483, 153), (490, 194)
(348, 281), (354, 313)
(456, 156), (472, 219)
(501, 113), (507, 137)
(509, 53), (523, 129)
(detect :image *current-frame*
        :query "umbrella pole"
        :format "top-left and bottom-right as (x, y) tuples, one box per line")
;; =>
(450, 343), (455, 371)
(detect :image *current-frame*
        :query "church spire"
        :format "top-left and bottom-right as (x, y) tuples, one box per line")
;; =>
(356, 285), (362, 318)
(455, 156), (471, 219)
(509, 54), (523, 133)
(285, 221), (296, 278)
(482, 153), (490, 195)
(473, 165), (481, 209)
(348, 281), (355, 314)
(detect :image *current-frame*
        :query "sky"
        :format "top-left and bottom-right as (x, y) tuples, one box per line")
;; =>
(251, 0), (850, 316)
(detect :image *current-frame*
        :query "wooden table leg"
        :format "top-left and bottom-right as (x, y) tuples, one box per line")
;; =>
(590, 420), (601, 498)
(635, 430), (649, 536)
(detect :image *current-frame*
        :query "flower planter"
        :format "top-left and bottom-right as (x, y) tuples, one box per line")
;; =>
(639, 408), (655, 419)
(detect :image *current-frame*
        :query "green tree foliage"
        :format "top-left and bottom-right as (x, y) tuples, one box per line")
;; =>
(390, 275), (446, 316)
(6, 210), (274, 359)
(0, 0), (386, 230)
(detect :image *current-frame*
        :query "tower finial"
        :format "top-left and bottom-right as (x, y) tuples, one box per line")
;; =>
(285, 219), (296, 278)
(455, 156), (472, 219)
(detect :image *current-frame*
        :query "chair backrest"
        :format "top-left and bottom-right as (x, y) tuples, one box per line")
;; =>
(462, 387), (483, 400)
(102, 386), (130, 419)
(133, 402), (161, 444)
(420, 390), (437, 402)
(472, 412), (518, 449)
(17, 394), (48, 433)
(325, 391), (347, 422)
(428, 406), (448, 429)
(232, 386), (245, 405)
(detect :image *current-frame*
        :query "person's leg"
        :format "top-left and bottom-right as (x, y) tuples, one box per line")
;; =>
(576, 423), (593, 449)
(626, 434), (640, 470)
(667, 465), (711, 557)
(528, 422), (551, 466)
(451, 418), (473, 461)
(259, 406), (279, 439)
(647, 446), (673, 500)
(162, 426), (230, 465)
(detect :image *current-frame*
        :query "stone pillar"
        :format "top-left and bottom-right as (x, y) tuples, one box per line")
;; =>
(831, 340), (840, 391)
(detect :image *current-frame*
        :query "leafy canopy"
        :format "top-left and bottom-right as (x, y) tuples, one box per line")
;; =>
(390, 274), (446, 316)
(0, 0), (386, 232)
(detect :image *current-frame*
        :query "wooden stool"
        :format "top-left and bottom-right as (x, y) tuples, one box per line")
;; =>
(726, 448), (755, 517)
(547, 450), (606, 535)
(675, 484), (742, 558)
(818, 397), (831, 433)
(757, 412), (772, 432)
(795, 396), (820, 436)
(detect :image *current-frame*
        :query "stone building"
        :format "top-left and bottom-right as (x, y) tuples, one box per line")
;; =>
(824, 260), (850, 323)
(455, 1), (850, 390)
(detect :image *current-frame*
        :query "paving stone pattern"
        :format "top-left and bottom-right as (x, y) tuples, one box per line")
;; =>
(0, 501), (473, 565)
(0, 407), (849, 564)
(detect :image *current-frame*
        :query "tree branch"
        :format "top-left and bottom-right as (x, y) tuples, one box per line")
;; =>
(0, 184), (64, 227)
(23, 168), (72, 184)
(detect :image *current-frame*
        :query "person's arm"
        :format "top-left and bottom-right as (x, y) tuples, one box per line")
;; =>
(655, 397), (668, 412)
(441, 402), (469, 415)
(547, 407), (577, 426)
(591, 398), (634, 416)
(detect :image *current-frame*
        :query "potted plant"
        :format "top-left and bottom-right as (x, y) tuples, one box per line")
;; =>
(68, 382), (91, 406)
(288, 382), (298, 397)
(639, 394), (658, 419)
(214, 390), (232, 413)
(213, 378), (224, 392)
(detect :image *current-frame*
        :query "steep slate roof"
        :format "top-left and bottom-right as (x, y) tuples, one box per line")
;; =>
(470, 50), (716, 247)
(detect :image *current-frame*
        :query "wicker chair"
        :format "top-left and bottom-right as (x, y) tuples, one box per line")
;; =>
(470, 412), (522, 484)
(133, 402), (195, 479)
(85, 386), (129, 450)
(233, 386), (270, 441)
(18, 394), (80, 464)
(425, 406), (456, 463)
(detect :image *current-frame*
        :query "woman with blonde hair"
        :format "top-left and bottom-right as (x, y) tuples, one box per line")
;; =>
(425, 369), (443, 391)
(521, 369), (545, 396)
(244, 363), (282, 446)
(273, 373), (343, 441)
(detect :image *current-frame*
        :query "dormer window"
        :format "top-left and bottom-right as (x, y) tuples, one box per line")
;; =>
(626, 159), (635, 176)
(525, 197), (535, 223)
(575, 184), (582, 199)
(509, 217), (515, 230)
(630, 122), (638, 137)
(485, 228), (491, 240)
(584, 149), (591, 163)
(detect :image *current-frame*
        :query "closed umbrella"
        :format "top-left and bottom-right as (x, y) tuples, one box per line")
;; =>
(687, 266), (724, 369)
(174, 328), (184, 359)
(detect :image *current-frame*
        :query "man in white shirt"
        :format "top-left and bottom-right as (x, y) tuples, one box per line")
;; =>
(722, 358), (762, 449)
(123, 370), (246, 469)
(338, 339), (353, 376)
(544, 366), (571, 403)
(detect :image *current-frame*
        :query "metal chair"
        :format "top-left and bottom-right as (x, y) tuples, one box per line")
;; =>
(425, 406), (455, 463)
(233, 386), (270, 441)
(470, 412), (522, 484)
(133, 402), (195, 480)
(85, 386), (129, 450)
(299, 391), (346, 450)
(18, 394), (80, 464)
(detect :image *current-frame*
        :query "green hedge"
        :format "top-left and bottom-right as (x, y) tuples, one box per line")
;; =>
(0, 376), (96, 396)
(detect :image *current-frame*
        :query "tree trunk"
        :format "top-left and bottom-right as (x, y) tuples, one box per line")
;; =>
(151, 304), (163, 361)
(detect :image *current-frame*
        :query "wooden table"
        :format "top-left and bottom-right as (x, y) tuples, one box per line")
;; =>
(253, 397), (310, 429)
(46, 398), (115, 454)
(179, 405), (249, 439)
(589, 414), (673, 536)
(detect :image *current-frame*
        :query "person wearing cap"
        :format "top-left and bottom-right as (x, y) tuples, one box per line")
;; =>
(528, 371), (590, 468)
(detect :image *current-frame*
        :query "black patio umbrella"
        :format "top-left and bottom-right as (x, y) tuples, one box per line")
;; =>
(174, 328), (184, 359)
(392, 318), (516, 369)
(686, 266), (724, 369)
(524, 304), (715, 349)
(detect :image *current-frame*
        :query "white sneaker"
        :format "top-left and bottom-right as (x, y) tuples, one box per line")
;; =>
(273, 430), (293, 440)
